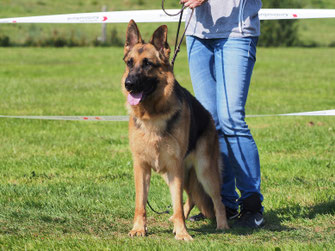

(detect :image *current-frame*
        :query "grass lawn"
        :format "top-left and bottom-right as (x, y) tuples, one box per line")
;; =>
(0, 46), (334, 250)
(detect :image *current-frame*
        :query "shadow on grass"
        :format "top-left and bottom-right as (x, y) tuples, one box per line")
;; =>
(186, 211), (293, 236)
(185, 200), (335, 236)
(187, 220), (266, 236)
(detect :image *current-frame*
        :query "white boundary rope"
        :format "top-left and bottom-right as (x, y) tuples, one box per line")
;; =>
(246, 109), (335, 118)
(0, 110), (334, 122)
(0, 9), (335, 24)
(0, 115), (129, 121)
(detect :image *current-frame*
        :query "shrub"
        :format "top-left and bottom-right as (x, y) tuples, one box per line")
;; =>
(0, 35), (11, 47)
(258, 0), (302, 47)
(110, 27), (123, 47)
(329, 41), (335, 47)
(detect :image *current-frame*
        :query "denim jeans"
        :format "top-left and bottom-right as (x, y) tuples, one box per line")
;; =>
(186, 35), (263, 210)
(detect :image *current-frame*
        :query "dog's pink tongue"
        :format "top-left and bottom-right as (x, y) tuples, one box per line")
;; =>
(127, 92), (143, 106)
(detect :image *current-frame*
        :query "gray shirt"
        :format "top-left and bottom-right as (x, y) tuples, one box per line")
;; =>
(185, 0), (262, 39)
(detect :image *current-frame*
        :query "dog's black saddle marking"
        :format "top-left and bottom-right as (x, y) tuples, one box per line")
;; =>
(173, 81), (212, 156)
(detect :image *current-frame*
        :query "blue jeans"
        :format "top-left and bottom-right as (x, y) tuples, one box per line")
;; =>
(186, 36), (263, 210)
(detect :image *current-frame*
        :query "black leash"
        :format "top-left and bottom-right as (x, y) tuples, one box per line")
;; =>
(147, 200), (171, 215)
(161, 0), (194, 68)
(145, 1), (194, 216)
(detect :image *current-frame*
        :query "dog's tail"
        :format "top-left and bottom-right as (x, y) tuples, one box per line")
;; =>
(185, 167), (215, 219)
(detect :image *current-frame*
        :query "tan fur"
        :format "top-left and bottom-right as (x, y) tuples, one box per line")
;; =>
(122, 20), (229, 241)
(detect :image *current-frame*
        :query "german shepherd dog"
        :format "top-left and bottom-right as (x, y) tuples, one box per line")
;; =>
(122, 20), (229, 241)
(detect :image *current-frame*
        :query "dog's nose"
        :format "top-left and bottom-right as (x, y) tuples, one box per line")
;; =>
(125, 77), (134, 91)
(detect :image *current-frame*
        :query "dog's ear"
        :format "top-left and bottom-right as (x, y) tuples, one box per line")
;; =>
(124, 20), (143, 56)
(150, 25), (170, 59)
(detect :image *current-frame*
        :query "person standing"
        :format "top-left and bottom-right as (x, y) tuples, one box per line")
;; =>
(181, 0), (264, 228)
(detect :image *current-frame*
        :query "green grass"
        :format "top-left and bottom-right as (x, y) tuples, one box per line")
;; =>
(0, 46), (334, 250)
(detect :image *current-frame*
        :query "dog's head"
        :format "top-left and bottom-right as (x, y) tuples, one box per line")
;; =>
(122, 20), (173, 106)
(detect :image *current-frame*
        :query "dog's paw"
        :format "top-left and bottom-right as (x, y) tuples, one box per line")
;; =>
(216, 222), (230, 231)
(175, 231), (193, 241)
(173, 229), (193, 241)
(128, 228), (147, 237)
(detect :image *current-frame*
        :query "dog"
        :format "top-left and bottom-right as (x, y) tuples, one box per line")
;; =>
(122, 20), (229, 241)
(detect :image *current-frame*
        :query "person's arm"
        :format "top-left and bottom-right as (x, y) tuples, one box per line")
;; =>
(180, 0), (207, 9)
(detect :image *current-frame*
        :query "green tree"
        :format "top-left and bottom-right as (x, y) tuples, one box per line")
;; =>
(259, 0), (302, 47)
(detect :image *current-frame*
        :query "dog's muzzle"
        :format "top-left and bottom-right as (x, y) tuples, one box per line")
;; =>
(124, 74), (158, 106)
(125, 75), (142, 93)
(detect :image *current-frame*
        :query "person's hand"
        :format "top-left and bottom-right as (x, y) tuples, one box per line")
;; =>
(180, 0), (208, 9)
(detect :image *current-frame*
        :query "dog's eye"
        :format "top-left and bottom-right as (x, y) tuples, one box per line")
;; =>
(142, 58), (153, 67)
(127, 58), (134, 68)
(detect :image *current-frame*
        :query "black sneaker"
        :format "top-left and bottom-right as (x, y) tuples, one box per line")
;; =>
(235, 210), (264, 228)
(188, 213), (206, 222)
(234, 193), (265, 229)
(188, 207), (239, 222)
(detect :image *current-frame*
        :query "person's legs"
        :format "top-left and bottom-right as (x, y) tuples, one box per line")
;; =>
(186, 36), (217, 118)
(187, 35), (264, 227)
(212, 37), (263, 208)
(186, 36), (239, 212)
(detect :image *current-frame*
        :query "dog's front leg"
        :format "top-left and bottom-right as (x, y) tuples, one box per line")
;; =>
(129, 162), (151, 237)
(167, 165), (193, 241)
